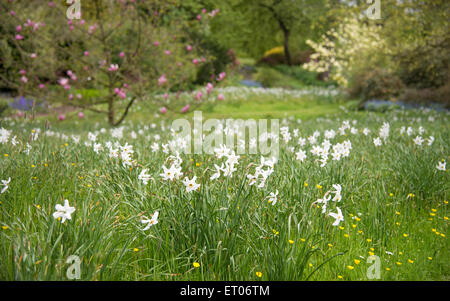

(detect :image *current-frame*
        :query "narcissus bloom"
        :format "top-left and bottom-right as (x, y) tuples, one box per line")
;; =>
(183, 176), (200, 192)
(138, 168), (151, 185)
(52, 199), (75, 223)
(267, 190), (279, 205)
(436, 161), (446, 171)
(141, 211), (159, 230)
(1, 178), (11, 194)
(328, 207), (344, 226)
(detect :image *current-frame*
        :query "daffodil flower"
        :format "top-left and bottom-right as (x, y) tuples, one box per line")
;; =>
(328, 207), (344, 226)
(141, 211), (159, 230)
(52, 199), (75, 223)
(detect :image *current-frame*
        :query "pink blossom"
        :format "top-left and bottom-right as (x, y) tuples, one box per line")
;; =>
(10, 11), (16, 16)
(192, 59), (199, 65)
(17, 111), (24, 118)
(164, 50), (171, 55)
(206, 83), (214, 94)
(48, 2), (54, 7)
(217, 94), (224, 101)
(181, 104), (190, 113)
(108, 64), (119, 72)
(39, 84), (45, 89)
(160, 107), (167, 114)
(88, 24), (98, 34)
(217, 72), (226, 81)
(58, 114), (66, 121)
(84, 51), (89, 56)
(79, 19), (85, 25)
(196, 15), (202, 21)
(30, 53), (37, 59)
(186, 45), (192, 52)
(78, 112), (84, 118)
(20, 76), (28, 83)
(202, 8), (207, 14)
(16, 25), (22, 32)
(153, 41), (160, 47)
(114, 88), (126, 99)
(68, 94), (73, 100)
(58, 78), (70, 89)
(15, 34), (23, 40)
(209, 9), (220, 17)
(164, 93), (169, 99)
(19, 70), (26, 75)
(195, 91), (203, 100)
(119, 52), (125, 58)
(158, 75), (167, 85)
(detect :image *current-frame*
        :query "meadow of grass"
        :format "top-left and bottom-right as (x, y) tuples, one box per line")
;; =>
(0, 88), (448, 281)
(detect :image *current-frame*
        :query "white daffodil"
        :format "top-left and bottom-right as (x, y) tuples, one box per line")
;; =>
(436, 161), (446, 171)
(1, 177), (11, 194)
(138, 168), (151, 185)
(373, 137), (382, 146)
(413, 136), (424, 146)
(52, 199), (75, 223)
(210, 164), (224, 180)
(247, 174), (257, 186)
(316, 193), (331, 214)
(160, 164), (182, 181)
(141, 211), (159, 230)
(296, 149), (307, 162)
(331, 184), (342, 202)
(267, 190), (279, 205)
(182, 176), (200, 192)
(93, 143), (102, 154)
(328, 207), (344, 226)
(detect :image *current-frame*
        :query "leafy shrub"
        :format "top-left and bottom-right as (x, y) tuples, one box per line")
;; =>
(0, 98), (9, 117)
(189, 30), (232, 85)
(254, 67), (284, 88)
(274, 65), (333, 87)
(399, 81), (450, 108)
(349, 68), (405, 101)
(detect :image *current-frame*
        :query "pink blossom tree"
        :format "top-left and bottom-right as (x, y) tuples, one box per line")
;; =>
(0, 0), (222, 125)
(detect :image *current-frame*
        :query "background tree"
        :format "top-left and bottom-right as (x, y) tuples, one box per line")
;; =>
(0, 0), (221, 125)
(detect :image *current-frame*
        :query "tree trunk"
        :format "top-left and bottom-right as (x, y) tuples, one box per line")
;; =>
(283, 29), (292, 66)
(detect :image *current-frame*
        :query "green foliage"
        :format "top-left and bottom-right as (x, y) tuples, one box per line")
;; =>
(254, 65), (330, 89)
(187, 30), (232, 85)
(399, 83), (450, 108)
(274, 65), (332, 87)
(349, 68), (405, 101)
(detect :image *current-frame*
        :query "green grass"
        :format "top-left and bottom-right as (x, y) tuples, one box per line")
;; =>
(0, 91), (448, 281)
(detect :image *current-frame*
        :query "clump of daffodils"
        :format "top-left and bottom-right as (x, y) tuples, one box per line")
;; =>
(210, 144), (240, 180)
(314, 184), (344, 226)
(247, 156), (277, 188)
